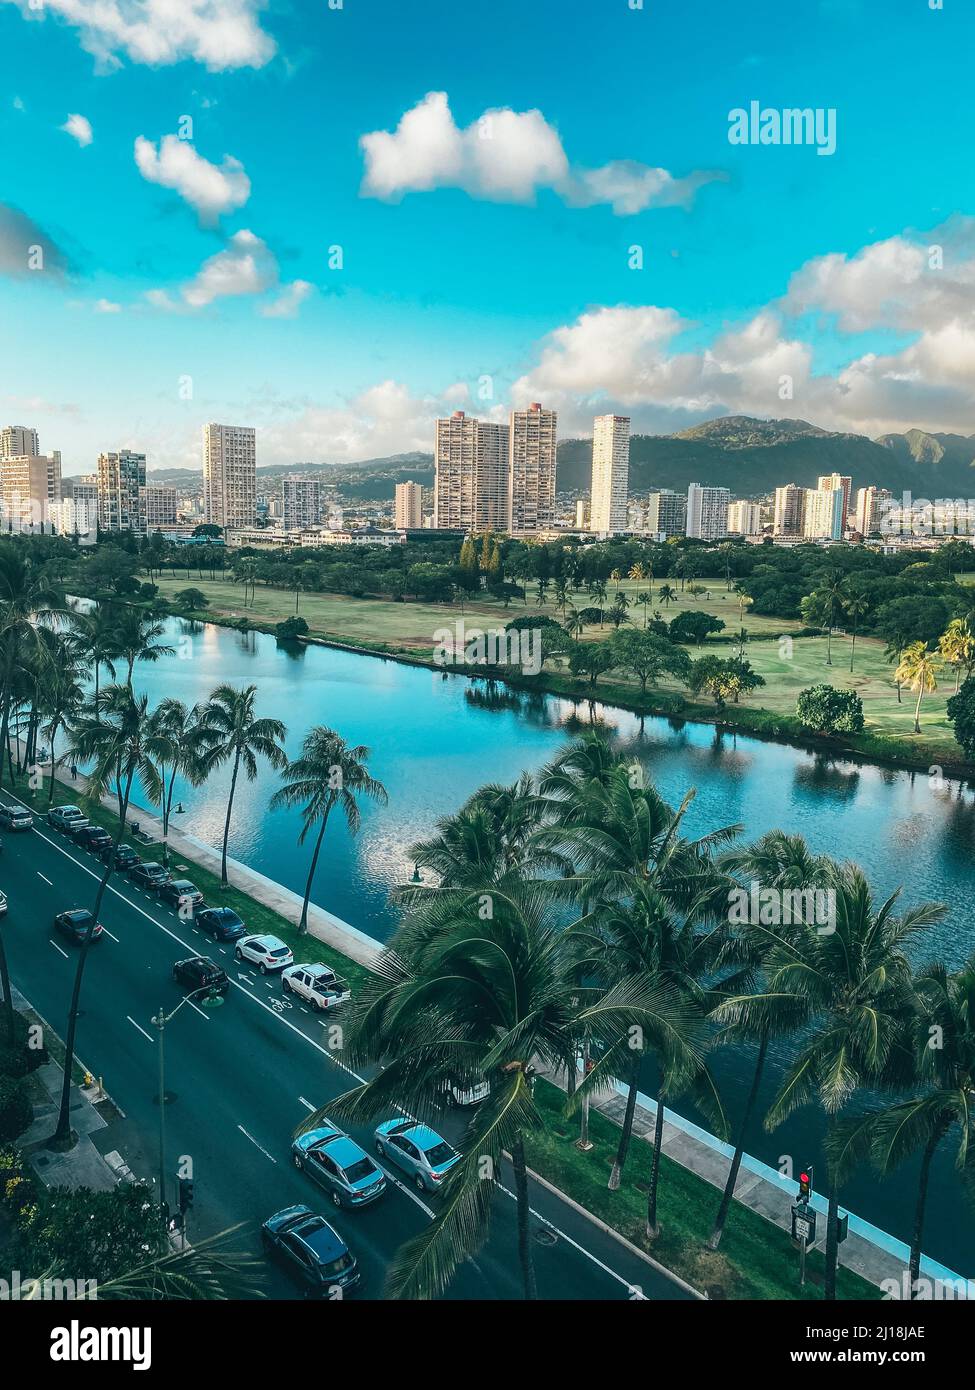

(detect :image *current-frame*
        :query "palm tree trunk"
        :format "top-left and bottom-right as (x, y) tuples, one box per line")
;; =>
(299, 807), (332, 932)
(220, 749), (242, 887)
(913, 687), (923, 734)
(0, 929), (15, 1045)
(909, 1129), (941, 1298)
(646, 1088), (667, 1238)
(824, 1174), (840, 1301)
(511, 1133), (538, 1300)
(608, 1054), (641, 1190)
(849, 626), (857, 673)
(708, 1032), (769, 1250)
(0, 641), (17, 794)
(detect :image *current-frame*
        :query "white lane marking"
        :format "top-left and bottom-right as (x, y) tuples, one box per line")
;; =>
(297, 1096), (315, 1111)
(184, 995), (210, 1020)
(494, 1178), (637, 1293)
(101, 927), (120, 943)
(237, 1125), (277, 1163)
(49, 939), (69, 959)
(126, 1016), (153, 1043)
(37, 872), (53, 885)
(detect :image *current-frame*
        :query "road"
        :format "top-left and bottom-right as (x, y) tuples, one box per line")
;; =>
(0, 793), (694, 1302)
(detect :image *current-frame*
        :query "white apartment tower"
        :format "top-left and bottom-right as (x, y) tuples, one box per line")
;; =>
(434, 412), (508, 531)
(804, 481), (846, 540)
(141, 484), (179, 529)
(685, 483), (730, 541)
(282, 477), (324, 530)
(773, 483), (808, 537)
(203, 424), (256, 531)
(817, 473), (852, 528)
(395, 480), (423, 529)
(508, 403), (557, 534)
(727, 500), (763, 536)
(97, 450), (146, 533)
(854, 486), (891, 537)
(589, 415), (630, 535)
(0, 426), (40, 460)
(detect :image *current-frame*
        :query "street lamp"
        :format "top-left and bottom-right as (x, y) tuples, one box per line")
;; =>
(149, 987), (223, 1219)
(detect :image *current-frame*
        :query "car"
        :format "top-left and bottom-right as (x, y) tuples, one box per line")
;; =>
(282, 962), (351, 1011)
(292, 1124), (387, 1208)
(0, 803), (33, 831)
(172, 956), (229, 997)
(441, 1076), (491, 1109)
(235, 934), (293, 974)
(373, 1118), (461, 1192)
(100, 842), (141, 871)
(48, 805), (90, 835)
(261, 1206), (360, 1298)
(53, 909), (103, 944)
(157, 878), (205, 911)
(75, 825), (113, 853)
(127, 862), (171, 891)
(196, 906), (247, 943)
(0, 891), (7, 917)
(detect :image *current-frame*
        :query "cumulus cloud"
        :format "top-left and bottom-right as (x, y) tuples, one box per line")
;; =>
(61, 113), (92, 146)
(4, 0), (275, 72)
(260, 278), (314, 318)
(180, 228), (276, 307)
(259, 380), (465, 465)
(360, 92), (722, 215)
(134, 134), (250, 223)
(0, 203), (69, 278)
(94, 298), (121, 312)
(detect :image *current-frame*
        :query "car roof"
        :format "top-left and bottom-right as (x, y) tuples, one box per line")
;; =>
(171, 878), (197, 888)
(324, 1135), (370, 1169)
(141, 861), (164, 870)
(248, 934), (285, 949)
(392, 1121), (445, 1150)
(63, 909), (92, 920)
(294, 1218), (347, 1261)
(206, 907), (240, 920)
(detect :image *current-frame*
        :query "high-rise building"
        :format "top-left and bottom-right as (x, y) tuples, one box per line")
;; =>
(395, 480), (423, 529)
(508, 403), (557, 534)
(203, 424), (256, 531)
(644, 489), (686, 538)
(0, 452), (62, 531)
(0, 425), (40, 460)
(141, 484), (179, 529)
(817, 473), (852, 527)
(773, 483), (808, 537)
(97, 450), (147, 533)
(433, 412), (508, 531)
(854, 485), (891, 537)
(589, 414), (630, 534)
(685, 483), (730, 540)
(727, 500), (763, 535)
(574, 498), (590, 529)
(282, 477), (324, 530)
(51, 479), (98, 539)
(804, 481), (846, 540)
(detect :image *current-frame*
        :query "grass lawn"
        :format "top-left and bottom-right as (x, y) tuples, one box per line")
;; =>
(525, 1079), (879, 1302)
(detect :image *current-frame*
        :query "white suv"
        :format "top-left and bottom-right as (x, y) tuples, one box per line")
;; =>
(234, 934), (294, 974)
(282, 963), (351, 1011)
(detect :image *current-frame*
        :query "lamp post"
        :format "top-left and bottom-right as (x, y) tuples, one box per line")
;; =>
(149, 986), (223, 1219)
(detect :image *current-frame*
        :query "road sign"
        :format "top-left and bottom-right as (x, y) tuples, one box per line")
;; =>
(791, 1202), (817, 1244)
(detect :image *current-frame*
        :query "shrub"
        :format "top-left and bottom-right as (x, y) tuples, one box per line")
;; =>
(0, 1011), (46, 1079)
(275, 615), (309, 639)
(947, 676), (975, 759)
(796, 684), (865, 735)
(0, 1075), (33, 1141)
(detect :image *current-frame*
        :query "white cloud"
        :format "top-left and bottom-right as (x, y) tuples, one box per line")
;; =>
(134, 134), (250, 223)
(12, 96), (25, 112)
(61, 112), (93, 146)
(94, 298), (121, 313)
(360, 92), (722, 215)
(180, 229), (276, 307)
(260, 279), (314, 318)
(4, 0), (275, 72)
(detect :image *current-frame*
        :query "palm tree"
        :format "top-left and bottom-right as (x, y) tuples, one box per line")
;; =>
(658, 584), (677, 608)
(938, 618), (974, 693)
(813, 572), (849, 667)
(52, 685), (167, 1146)
(37, 634), (86, 803)
(827, 956), (975, 1298)
(81, 603), (120, 709)
(895, 642), (941, 734)
(113, 609), (174, 687)
(270, 727), (387, 932)
(145, 699), (210, 866)
(844, 591), (870, 673)
(636, 592), (653, 628)
(0, 548), (65, 792)
(197, 684), (287, 886)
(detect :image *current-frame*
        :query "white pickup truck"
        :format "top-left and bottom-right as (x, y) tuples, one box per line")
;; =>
(281, 962), (352, 1011)
(48, 805), (91, 836)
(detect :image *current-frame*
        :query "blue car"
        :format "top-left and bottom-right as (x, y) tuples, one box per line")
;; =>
(292, 1124), (387, 1209)
(374, 1118), (461, 1192)
(261, 1205), (360, 1298)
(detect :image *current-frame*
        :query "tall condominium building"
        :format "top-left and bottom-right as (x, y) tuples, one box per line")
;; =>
(804, 481), (846, 541)
(589, 414), (630, 534)
(203, 424), (256, 531)
(508, 403), (557, 534)
(817, 473), (853, 527)
(141, 484), (179, 529)
(727, 500), (764, 536)
(394, 480), (423, 529)
(97, 450), (147, 533)
(574, 498), (590, 529)
(854, 485), (891, 536)
(773, 483), (808, 537)
(0, 425), (40, 460)
(685, 483), (730, 540)
(0, 452), (62, 531)
(433, 412), (508, 531)
(644, 489), (686, 538)
(282, 477), (324, 530)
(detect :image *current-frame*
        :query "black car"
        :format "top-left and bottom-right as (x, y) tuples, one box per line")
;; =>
(128, 861), (171, 891)
(261, 1206), (359, 1298)
(158, 878), (205, 911)
(53, 909), (104, 944)
(196, 907), (247, 942)
(172, 956), (229, 996)
(100, 842), (141, 871)
(75, 825), (113, 853)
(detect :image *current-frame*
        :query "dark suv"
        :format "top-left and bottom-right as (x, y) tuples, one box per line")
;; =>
(75, 825), (113, 853)
(172, 956), (230, 997)
(196, 907), (247, 942)
(128, 862), (171, 891)
(101, 842), (141, 871)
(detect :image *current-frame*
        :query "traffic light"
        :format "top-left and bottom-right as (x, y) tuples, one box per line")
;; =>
(798, 1169), (812, 1201)
(178, 1176), (194, 1213)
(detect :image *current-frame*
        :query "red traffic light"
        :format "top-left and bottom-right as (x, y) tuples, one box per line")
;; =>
(798, 1170), (812, 1199)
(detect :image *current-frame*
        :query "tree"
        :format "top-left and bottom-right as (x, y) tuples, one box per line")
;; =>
(801, 572), (848, 667)
(668, 610), (725, 647)
(609, 629), (692, 695)
(198, 685), (288, 886)
(175, 587), (209, 614)
(657, 584), (677, 608)
(0, 548), (65, 793)
(795, 684), (865, 735)
(895, 642), (941, 734)
(112, 609), (174, 685)
(938, 618), (974, 693)
(270, 727), (387, 932)
(275, 615), (308, 639)
(144, 698), (209, 866)
(844, 589), (871, 673)
(690, 656), (764, 708)
(568, 640), (615, 688)
(946, 676), (975, 758)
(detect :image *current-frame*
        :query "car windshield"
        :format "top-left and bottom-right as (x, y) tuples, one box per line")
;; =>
(322, 1253), (354, 1276)
(424, 1142), (456, 1167)
(343, 1159), (376, 1185)
(68, 912), (91, 923)
(269, 947), (290, 958)
(173, 881), (194, 891)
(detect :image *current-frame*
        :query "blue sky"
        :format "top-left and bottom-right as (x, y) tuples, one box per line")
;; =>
(0, 0), (972, 474)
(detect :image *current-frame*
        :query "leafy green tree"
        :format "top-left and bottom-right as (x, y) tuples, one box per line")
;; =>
(568, 639), (615, 688)
(946, 675), (975, 758)
(795, 684), (865, 735)
(668, 610), (725, 647)
(610, 629), (692, 695)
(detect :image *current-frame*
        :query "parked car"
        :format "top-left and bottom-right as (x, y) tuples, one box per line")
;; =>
(158, 878), (204, 911)
(235, 934), (293, 974)
(100, 842), (140, 871)
(53, 909), (103, 944)
(48, 805), (90, 835)
(441, 1075), (491, 1109)
(292, 1124), (387, 1209)
(172, 956), (230, 997)
(261, 1206), (360, 1298)
(0, 891), (7, 917)
(282, 962), (351, 1011)
(196, 906), (247, 943)
(0, 803), (33, 831)
(75, 825), (113, 854)
(373, 1118), (461, 1192)
(127, 862), (171, 891)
